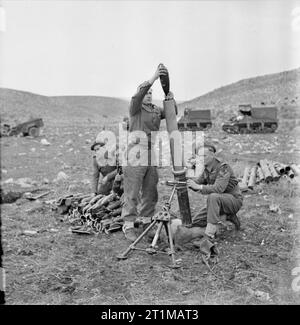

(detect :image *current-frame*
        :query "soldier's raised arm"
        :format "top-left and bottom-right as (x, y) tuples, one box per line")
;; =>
(129, 65), (168, 116)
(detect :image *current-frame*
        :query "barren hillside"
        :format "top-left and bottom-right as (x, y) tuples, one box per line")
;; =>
(1, 67), (300, 128)
(178, 67), (300, 122)
(0, 89), (129, 127)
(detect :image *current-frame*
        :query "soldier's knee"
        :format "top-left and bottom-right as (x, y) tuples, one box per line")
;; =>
(207, 193), (221, 203)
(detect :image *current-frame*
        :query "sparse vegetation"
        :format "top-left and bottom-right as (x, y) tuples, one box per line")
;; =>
(1, 68), (300, 304)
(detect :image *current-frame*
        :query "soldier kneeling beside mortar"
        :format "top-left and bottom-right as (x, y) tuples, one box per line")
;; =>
(183, 142), (243, 250)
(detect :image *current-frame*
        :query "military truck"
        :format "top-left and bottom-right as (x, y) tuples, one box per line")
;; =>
(0, 118), (44, 137)
(177, 108), (212, 131)
(222, 104), (278, 134)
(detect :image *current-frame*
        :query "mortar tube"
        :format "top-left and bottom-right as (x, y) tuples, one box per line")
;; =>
(247, 165), (257, 189)
(163, 99), (192, 226)
(287, 169), (295, 179)
(257, 165), (265, 183)
(260, 159), (273, 183)
(267, 160), (280, 181)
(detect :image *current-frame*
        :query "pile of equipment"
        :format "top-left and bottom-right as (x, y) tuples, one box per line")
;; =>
(54, 192), (124, 234)
(240, 160), (299, 190)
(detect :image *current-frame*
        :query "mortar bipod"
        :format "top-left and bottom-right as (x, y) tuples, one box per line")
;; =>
(116, 184), (181, 268)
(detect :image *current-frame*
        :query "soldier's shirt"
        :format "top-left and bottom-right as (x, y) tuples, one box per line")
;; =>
(128, 81), (177, 144)
(129, 81), (165, 137)
(195, 157), (242, 199)
(92, 156), (117, 194)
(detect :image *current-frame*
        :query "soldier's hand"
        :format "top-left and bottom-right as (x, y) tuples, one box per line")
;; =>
(187, 179), (201, 191)
(165, 91), (174, 100)
(102, 176), (108, 185)
(158, 64), (168, 76)
(153, 64), (168, 80)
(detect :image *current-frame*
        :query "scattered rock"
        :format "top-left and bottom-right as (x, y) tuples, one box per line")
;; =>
(67, 184), (78, 192)
(269, 203), (281, 214)
(14, 177), (36, 188)
(18, 249), (34, 256)
(2, 178), (14, 185)
(41, 139), (51, 146)
(31, 148), (36, 152)
(85, 139), (91, 144)
(246, 288), (271, 301)
(54, 171), (69, 182)
(65, 140), (73, 146)
(22, 230), (38, 236)
(2, 169), (8, 174)
(81, 179), (91, 185)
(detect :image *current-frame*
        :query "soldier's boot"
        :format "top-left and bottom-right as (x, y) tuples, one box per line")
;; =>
(122, 222), (137, 242)
(226, 214), (241, 230)
(174, 225), (206, 245)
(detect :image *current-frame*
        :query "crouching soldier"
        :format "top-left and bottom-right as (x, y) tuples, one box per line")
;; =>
(91, 140), (118, 196)
(187, 142), (243, 243)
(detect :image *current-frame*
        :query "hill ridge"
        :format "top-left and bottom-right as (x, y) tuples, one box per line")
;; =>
(1, 67), (300, 125)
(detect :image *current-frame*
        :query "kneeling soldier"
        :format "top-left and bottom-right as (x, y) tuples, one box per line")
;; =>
(187, 143), (243, 241)
(91, 140), (118, 196)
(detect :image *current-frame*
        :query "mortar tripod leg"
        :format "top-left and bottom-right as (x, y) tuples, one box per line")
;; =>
(167, 219), (180, 268)
(150, 221), (163, 248)
(116, 220), (157, 260)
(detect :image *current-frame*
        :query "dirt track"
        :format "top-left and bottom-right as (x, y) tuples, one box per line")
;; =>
(1, 122), (300, 304)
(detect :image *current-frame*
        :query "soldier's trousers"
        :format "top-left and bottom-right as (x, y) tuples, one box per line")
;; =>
(192, 193), (243, 226)
(121, 165), (158, 223)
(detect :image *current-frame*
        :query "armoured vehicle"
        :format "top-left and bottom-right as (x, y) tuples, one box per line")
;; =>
(222, 104), (278, 134)
(0, 118), (44, 137)
(177, 108), (212, 131)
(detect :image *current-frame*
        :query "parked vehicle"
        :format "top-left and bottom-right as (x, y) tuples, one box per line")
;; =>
(222, 104), (278, 134)
(177, 108), (212, 131)
(0, 118), (44, 137)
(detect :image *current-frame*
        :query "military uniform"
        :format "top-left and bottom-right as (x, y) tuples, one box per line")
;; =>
(122, 81), (176, 228)
(92, 156), (118, 195)
(192, 157), (243, 235)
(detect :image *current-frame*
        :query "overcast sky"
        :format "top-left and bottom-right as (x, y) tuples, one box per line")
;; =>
(0, 0), (300, 101)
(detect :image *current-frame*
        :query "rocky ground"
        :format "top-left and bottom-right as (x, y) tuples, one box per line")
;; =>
(1, 120), (300, 305)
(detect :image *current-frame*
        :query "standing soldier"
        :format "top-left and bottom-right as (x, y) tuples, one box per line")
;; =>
(187, 142), (243, 245)
(122, 64), (177, 241)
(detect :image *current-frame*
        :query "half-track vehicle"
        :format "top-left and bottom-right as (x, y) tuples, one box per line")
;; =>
(222, 104), (278, 134)
(177, 108), (212, 131)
